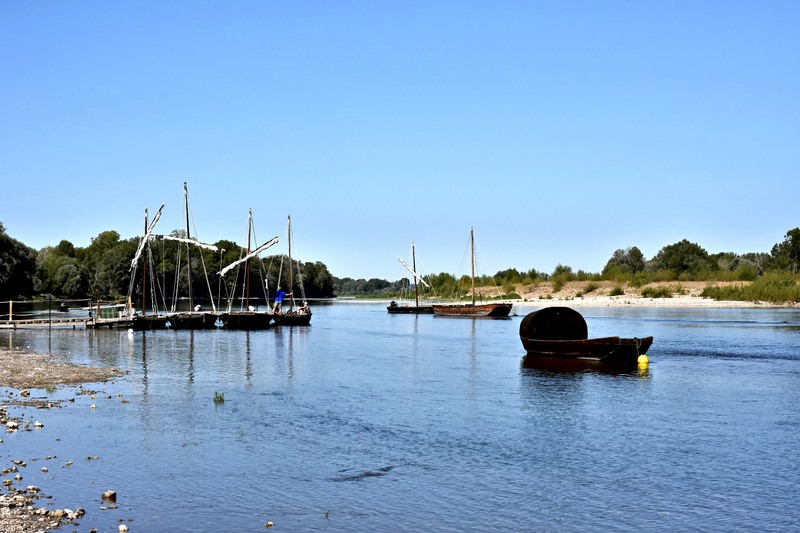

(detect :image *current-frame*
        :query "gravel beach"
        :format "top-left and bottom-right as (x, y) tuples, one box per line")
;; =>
(0, 347), (124, 532)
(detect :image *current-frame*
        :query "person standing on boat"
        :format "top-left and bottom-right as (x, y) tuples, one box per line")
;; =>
(273, 287), (291, 314)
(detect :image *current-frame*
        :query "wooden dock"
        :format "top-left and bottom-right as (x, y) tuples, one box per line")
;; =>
(0, 316), (93, 329)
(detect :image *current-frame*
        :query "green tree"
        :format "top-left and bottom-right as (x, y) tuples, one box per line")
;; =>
(770, 228), (800, 274)
(38, 245), (88, 298)
(603, 246), (645, 277)
(0, 223), (40, 300)
(651, 239), (714, 279)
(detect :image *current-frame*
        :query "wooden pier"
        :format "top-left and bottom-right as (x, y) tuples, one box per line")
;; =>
(1, 299), (130, 330)
(0, 316), (93, 329)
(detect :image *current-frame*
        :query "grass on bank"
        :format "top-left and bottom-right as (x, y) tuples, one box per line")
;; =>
(701, 272), (800, 304)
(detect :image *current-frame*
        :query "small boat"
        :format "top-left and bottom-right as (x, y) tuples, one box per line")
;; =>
(272, 214), (312, 326)
(432, 228), (512, 318)
(519, 307), (653, 364)
(57, 302), (69, 312)
(387, 241), (433, 314)
(218, 209), (278, 330)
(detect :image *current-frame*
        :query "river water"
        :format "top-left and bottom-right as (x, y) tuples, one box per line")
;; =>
(2, 303), (799, 532)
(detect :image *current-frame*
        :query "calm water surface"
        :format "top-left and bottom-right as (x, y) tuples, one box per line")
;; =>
(2, 303), (799, 532)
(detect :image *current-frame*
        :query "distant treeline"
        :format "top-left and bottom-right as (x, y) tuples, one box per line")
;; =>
(2, 223), (799, 303)
(333, 228), (800, 303)
(0, 223), (335, 303)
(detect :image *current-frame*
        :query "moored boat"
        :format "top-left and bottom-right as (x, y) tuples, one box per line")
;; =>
(164, 183), (220, 329)
(218, 209), (278, 330)
(272, 214), (312, 326)
(125, 204), (171, 330)
(432, 228), (512, 318)
(387, 241), (434, 314)
(519, 307), (653, 364)
(433, 302), (512, 318)
(387, 300), (434, 314)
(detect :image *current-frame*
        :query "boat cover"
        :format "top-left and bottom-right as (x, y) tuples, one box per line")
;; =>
(519, 307), (588, 340)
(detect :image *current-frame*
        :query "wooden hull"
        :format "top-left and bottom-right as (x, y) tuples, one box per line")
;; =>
(130, 315), (171, 331)
(168, 312), (219, 329)
(520, 336), (653, 363)
(387, 305), (434, 314)
(520, 354), (649, 373)
(433, 302), (512, 318)
(273, 310), (312, 326)
(219, 312), (273, 330)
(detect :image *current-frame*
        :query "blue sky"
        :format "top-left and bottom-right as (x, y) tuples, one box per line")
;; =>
(2, 2), (798, 281)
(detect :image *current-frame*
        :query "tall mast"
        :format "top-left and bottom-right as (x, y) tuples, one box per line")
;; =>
(184, 182), (193, 309)
(245, 208), (252, 310)
(142, 208), (148, 316)
(287, 214), (293, 311)
(470, 227), (475, 306)
(412, 241), (419, 307)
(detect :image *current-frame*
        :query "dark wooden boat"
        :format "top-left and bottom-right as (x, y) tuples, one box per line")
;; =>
(519, 307), (652, 364)
(130, 314), (171, 331)
(432, 228), (512, 318)
(218, 209), (279, 330)
(387, 300), (434, 314)
(166, 183), (222, 330)
(168, 311), (219, 329)
(272, 215), (312, 327)
(219, 311), (273, 330)
(387, 241), (435, 315)
(433, 302), (512, 317)
(272, 308), (312, 326)
(125, 204), (171, 331)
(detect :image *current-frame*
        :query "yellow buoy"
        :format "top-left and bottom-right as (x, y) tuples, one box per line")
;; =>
(637, 354), (649, 364)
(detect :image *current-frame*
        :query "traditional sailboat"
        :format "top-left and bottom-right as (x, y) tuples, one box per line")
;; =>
(432, 227), (512, 318)
(387, 241), (433, 314)
(272, 214), (312, 326)
(128, 205), (171, 330)
(218, 209), (278, 329)
(165, 182), (219, 329)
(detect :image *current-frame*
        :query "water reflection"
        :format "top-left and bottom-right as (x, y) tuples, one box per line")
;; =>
(520, 353), (650, 377)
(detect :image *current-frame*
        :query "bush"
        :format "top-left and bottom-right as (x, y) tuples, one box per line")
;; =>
(551, 277), (566, 293)
(609, 286), (625, 296)
(641, 286), (673, 298)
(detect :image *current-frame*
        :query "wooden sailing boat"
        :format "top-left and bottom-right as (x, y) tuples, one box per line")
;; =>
(129, 205), (171, 330)
(218, 209), (278, 329)
(272, 214), (312, 326)
(387, 241), (433, 314)
(167, 182), (219, 329)
(432, 227), (512, 318)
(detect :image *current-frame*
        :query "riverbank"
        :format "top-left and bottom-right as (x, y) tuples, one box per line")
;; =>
(364, 281), (793, 309)
(0, 347), (124, 532)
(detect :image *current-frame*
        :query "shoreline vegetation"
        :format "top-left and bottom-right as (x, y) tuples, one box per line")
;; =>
(381, 279), (800, 308)
(2, 222), (800, 308)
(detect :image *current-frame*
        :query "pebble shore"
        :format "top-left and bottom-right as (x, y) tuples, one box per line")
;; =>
(0, 348), (124, 532)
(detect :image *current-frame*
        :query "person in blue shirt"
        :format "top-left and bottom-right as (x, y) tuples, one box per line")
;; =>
(273, 287), (291, 314)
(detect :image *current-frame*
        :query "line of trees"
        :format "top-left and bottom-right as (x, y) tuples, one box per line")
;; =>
(336, 228), (800, 297)
(2, 223), (799, 301)
(0, 223), (335, 303)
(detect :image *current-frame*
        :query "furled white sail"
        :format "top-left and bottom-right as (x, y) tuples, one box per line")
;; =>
(156, 235), (219, 252)
(397, 257), (430, 288)
(218, 236), (279, 277)
(130, 204), (165, 271)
